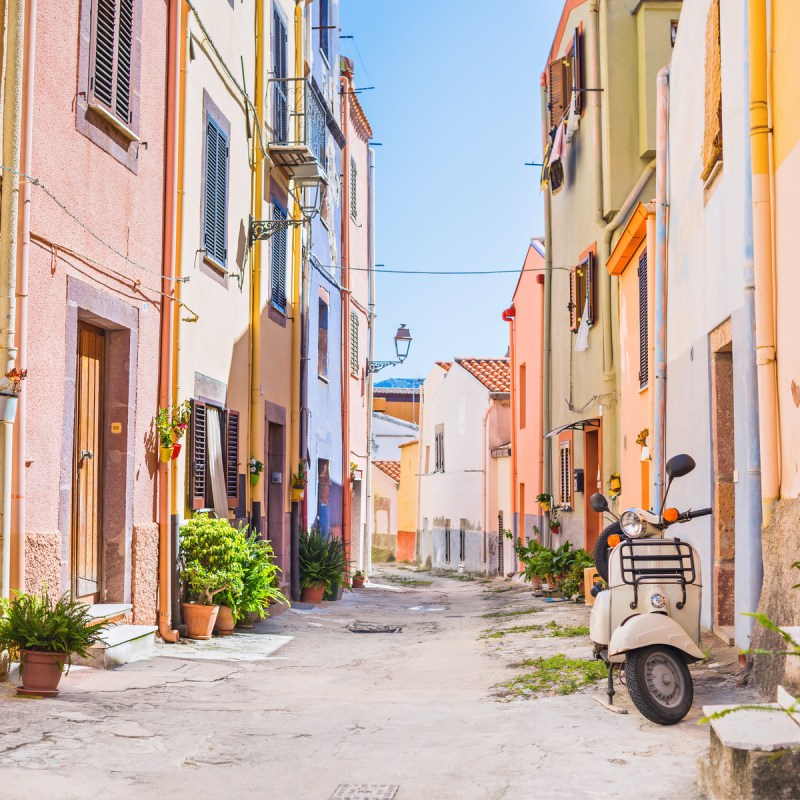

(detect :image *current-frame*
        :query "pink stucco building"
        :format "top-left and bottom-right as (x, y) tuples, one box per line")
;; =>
(13, 0), (168, 624)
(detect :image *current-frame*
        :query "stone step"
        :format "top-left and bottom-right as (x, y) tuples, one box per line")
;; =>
(85, 603), (132, 624)
(73, 624), (157, 670)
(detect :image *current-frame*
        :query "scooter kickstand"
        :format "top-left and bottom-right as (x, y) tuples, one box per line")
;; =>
(593, 663), (629, 715)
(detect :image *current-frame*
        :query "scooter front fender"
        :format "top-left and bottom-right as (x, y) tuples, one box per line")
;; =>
(608, 613), (704, 661)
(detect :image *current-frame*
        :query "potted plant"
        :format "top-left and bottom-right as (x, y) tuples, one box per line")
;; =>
(249, 457), (264, 487)
(0, 368), (27, 423)
(291, 461), (307, 503)
(351, 570), (366, 589)
(536, 492), (552, 513)
(179, 514), (246, 639)
(234, 529), (287, 627)
(298, 528), (347, 604)
(549, 507), (561, 536)
(557, 549), (594, 600)
(0, 588), (111, 696)
(170, 400), (191, 460)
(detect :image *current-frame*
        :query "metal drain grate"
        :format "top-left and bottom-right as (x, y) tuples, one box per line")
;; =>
(330, 785), (399, 800)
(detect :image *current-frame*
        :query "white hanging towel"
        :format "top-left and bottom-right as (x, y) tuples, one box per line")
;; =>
(565, 91), (580, 142)
(575, 295), (590, 352)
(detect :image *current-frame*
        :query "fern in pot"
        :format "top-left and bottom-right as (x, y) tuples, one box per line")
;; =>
(299, 528), (347, 604)
(234, 529), (288, 627)
(179, 514), (246, 639)
(0, 588), (111, 696)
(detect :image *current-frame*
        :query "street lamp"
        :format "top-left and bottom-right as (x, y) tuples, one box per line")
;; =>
(367, 324), (413, 374)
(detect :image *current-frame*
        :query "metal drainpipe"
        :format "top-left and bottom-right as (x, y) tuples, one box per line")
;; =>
(748, 0), (779, 523)
(340, 73), (351, 574)
(0, 0), (24, 602)
(540, 82), (553, 551)
(13, 0), (36, 601)
(652, 67), (669, 512)
(363, 147), (377, 575)
(740, 1), (763, 643)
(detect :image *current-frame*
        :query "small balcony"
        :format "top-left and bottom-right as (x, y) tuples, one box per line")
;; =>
(268, 77), (328, 185)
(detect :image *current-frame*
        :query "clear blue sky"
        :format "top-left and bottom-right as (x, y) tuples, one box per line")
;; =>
(339, 0), (563, 380)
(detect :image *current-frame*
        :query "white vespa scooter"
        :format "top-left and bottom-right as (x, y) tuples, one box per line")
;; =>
(588, 454), (712, 725)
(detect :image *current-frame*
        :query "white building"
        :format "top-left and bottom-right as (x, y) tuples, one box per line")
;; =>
(417, 360), (513, 575)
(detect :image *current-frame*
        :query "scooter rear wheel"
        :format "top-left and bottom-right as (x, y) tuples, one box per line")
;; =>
(625, 645), (693, 725)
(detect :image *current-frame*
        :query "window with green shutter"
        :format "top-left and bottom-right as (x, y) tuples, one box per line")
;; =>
(350, 157), (357, 220)
(203, 116), (229, 268)
(271, 202), (288, 311)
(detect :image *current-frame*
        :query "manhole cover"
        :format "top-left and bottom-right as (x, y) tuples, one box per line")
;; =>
(330, 785), (399, 800)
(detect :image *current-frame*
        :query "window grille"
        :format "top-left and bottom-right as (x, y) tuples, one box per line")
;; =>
(444, 527), (451, 563)
(459, 529), (466, 563)
(434, 425), (445, 473)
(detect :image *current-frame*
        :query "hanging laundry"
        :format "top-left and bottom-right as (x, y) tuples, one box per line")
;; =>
(540, 128), (555, 192)
(575, 294), (590, 351)
(565, 90), (580, 143)
(548, 122), (566, 195)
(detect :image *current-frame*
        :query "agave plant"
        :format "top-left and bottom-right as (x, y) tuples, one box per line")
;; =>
(299, 528), (348, 592)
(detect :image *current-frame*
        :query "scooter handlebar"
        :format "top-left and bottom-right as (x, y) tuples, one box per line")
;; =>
(684, 507), (713, 520)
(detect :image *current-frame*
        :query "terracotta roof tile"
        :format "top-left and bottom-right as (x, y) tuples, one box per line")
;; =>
(455, 358), (511, 393)
(435, 361), (452, 372)
(373, 460), (401, 483)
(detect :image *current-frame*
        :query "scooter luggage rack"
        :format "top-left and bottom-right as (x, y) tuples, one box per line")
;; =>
(618, 539), (696, 610)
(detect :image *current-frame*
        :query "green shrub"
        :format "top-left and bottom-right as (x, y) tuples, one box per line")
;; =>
(180, 514), (247, 605)
(299, 528), (347, 591)
(0, 588), (111, 671)
(235, 529), (287, 621)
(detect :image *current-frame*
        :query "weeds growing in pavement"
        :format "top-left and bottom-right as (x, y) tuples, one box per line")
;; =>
(482, 607), (542, 619)
(382, 574), (433, 588)
(494, 654), (607, 700)
(480, 620), (590, 639)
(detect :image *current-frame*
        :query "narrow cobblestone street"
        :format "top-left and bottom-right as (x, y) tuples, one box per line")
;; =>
(0, 569), (753, 800)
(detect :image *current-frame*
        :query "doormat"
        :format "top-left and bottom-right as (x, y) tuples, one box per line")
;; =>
(329, 785), (399, 800)
(346, 621), (403, 634)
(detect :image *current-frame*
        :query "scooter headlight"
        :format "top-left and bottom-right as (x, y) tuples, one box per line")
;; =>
(620, 510), (645, 538)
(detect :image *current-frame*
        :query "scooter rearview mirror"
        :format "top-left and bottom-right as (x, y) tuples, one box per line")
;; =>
(590, 493), (609, 513)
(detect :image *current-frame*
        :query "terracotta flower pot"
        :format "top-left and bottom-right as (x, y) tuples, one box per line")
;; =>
(159, 445), (173, 463)
(214, 605), (236, 636)
(182, 602), (219, 640)
(351, 575), (366, 589)
(171, 442), (182, 460)
(17, 650), (65, 697)
(300, 583), (325, 604)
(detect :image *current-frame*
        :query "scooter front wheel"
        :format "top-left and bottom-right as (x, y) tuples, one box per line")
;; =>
(625, 645), (693, 725)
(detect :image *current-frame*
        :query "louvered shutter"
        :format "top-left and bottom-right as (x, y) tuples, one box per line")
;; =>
(569, 267), (578, 331)
(350, 311), (359, 375)
(350, 157), (357, 219)
(190, 400), (207, 510)
(89, 0), (134, 125)
(224, 409), (240, 509)
(271, 203), (288, 310)
(572, 27), (583, 115)
(203, 119), (228, 266)
(115, 0), (134, 123)
(585, 253), (596, 325)
(638, 250), (649, 389)
(548, 57), (567, 128)
(273, 10), (288, 141)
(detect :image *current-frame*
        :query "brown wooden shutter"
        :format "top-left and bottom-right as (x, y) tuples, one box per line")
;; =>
(585, 253), (596, 326)
(224, 409), (240, 509)
(638, 250), (649, 389)
(572, 27), (583, 115)
(189, 400), (207, 510)
(548, 58), (567, 129)
(569, 267), (579, 331)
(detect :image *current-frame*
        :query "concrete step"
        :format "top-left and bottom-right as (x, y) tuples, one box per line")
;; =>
(85, 603), (132, 624)
(73, 624), (157, 669)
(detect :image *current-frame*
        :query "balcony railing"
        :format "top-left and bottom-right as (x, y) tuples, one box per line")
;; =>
(268, 77), (327, 176)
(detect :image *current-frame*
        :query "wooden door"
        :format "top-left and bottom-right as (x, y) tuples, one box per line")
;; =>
(72, 323), (105, 601)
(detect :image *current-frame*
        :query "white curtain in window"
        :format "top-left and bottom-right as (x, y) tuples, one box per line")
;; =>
(206, 407), (229, 520)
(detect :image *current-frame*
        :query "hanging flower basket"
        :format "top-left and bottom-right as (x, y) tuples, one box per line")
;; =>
(291, 487), (305, 503)
(0, 392), (18, 423)
(159, 446), (173, 463)
(250, 473), (260, 487)
(171, 443), (182, 460)
(249, 457), (264, 487)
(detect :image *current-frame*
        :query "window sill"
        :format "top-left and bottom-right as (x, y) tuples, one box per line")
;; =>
(88, 102), (139, 143)
(203, 253), (228, 275)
